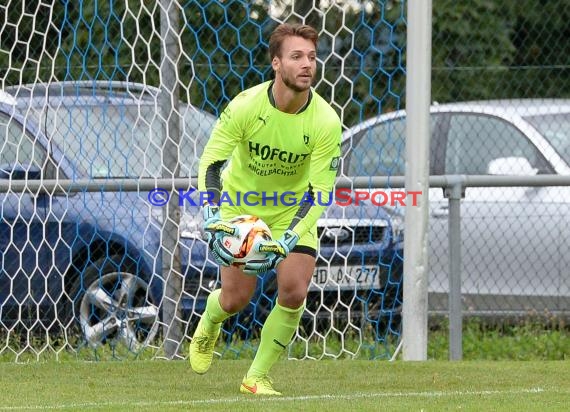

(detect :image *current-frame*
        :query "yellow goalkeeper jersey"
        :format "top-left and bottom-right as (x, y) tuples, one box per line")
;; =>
(198, 80), (341, 238)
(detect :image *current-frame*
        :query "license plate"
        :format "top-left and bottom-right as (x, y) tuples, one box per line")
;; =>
(310, 265), (379, 291)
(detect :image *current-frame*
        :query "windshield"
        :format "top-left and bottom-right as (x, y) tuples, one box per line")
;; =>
(38, 102), (215, 178)
(342, 116), (407, 177)
(524, 113), (570, 166)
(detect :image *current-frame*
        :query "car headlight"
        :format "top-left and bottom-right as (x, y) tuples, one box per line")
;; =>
(383, 206), (404, 241)
(390, 213), (404, 240)
(180, 210), (205, 239)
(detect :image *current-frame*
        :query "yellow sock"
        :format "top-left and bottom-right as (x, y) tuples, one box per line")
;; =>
(247, 302), (304, 377)
(202, 289), (231, 333)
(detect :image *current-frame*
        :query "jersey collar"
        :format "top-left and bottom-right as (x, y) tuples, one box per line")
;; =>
(267, 80), (312, 114)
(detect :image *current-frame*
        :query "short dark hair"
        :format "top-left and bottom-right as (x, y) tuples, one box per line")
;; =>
(268, 23), (319, 59)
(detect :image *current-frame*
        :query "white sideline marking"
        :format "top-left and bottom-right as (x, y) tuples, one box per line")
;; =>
(0, 388), (550, 410)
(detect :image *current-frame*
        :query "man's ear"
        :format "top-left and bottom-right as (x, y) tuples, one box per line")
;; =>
(271, 57), (279, 72)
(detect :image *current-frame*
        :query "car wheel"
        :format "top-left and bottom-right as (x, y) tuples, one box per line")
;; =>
(71, 254), (159, 352)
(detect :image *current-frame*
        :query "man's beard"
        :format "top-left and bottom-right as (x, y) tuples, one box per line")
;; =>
(281, 72), (313, 93)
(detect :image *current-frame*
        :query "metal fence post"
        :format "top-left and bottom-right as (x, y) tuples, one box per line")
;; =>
(445, 177), (465, 360)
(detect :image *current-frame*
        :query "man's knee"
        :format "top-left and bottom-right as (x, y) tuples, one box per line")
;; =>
(219, 287), (254, 313)
(219, 297), (249, 314)
(277, 290), (307, 309)
(276, 252), (315, 308)
(219, 266), (257, 313)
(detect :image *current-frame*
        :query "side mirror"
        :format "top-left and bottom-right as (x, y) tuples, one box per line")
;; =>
(487, 157), (537, 176)
(0, 163), (42, 180)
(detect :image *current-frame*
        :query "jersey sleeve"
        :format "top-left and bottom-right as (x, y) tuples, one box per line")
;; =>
(288, 116), (342, 237)
(198, 99), (245, 203)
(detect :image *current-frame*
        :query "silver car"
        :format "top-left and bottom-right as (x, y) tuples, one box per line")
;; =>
(342, 99), (570, 316)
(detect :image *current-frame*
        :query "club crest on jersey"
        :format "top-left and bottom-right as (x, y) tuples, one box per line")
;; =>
(329, 156), (340, 171)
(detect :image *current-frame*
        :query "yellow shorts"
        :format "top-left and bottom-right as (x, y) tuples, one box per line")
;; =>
(220, 203), (318, 252)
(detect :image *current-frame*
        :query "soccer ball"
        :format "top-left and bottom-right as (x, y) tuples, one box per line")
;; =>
(221, 215), (273, 266)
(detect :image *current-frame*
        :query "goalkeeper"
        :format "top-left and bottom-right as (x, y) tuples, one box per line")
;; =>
(190, 23), (341, 396)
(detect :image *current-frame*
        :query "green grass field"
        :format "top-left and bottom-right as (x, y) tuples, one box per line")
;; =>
(1, 360), (569, 411)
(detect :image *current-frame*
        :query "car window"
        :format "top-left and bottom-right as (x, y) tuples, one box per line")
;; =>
(0, 113), (46, 170)
(343, 117), (406, 176)
(524, 112), (570, 167)
(43, 103), (215, 178)
(445, 114), (545, 175)
(180, 106), (217, 177)
(342, 115), (438, 176)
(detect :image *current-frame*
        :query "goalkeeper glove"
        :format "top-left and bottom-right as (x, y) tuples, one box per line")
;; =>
(202, 204), (239, 267)
(242, 229), (299, 275)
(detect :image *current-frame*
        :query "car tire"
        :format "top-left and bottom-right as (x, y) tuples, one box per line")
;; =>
(70, 254), (159, 352)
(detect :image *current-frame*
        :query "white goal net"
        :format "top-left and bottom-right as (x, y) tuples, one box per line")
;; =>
(0, 0), (405, 361)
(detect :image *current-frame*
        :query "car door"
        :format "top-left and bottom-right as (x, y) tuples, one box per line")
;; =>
(435, 112), (568, 312)
(0, 112), (50, 319)
(342, 113), (447, 297)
